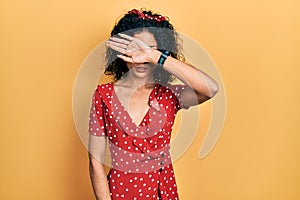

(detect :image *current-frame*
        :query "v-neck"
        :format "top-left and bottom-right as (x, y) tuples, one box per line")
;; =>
(111, 82), (157, 128)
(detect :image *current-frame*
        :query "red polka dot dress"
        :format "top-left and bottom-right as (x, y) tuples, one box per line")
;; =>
(89, 82), (188, 200)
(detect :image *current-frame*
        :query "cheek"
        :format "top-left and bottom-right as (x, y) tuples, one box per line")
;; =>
(146, 63), (157, 70)
(126, 63), (135, 70)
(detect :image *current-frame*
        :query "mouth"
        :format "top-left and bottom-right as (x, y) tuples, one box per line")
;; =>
(135, 66), (147, 73)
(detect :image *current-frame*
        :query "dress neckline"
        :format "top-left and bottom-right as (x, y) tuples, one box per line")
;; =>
(111, 82), (157, 128)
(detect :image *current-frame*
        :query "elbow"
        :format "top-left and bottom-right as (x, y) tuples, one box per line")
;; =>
(208, 81), (219, 98)
(89, 158), (104, 178)
(89, 153), (105, 171)
(89, 158), (96, 174)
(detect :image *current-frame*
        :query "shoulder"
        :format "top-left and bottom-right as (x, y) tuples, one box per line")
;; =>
(165, 83), (186, 91)
(96, 82), (114, 91)
(153, 84), (180, 103)
(161, 83), (187, 96)
(95, 82), (114, 95)
(153, 83), (186, 96)
(92, 82), (114, 102)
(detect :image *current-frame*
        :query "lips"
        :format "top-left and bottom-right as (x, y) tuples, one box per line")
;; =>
(135, 66), (147, 73)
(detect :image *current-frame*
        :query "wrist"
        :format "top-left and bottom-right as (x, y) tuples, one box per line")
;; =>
(148, 49), (162, 64)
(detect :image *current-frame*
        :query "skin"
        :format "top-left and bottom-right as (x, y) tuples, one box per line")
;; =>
(111, 31), (159, 127)
(108, 31), (219, 105)
(89, 30), (219, 200)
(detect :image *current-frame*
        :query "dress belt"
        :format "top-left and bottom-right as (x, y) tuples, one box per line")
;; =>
(110, 149), (171, 173)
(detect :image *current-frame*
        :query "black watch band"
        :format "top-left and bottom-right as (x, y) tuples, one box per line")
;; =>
(157, 50), (171, 69)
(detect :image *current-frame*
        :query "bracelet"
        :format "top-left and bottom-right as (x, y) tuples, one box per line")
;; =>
(157, 50), (171, 69)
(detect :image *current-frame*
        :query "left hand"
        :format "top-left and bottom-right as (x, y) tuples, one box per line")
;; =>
(106, 33), (155, 64)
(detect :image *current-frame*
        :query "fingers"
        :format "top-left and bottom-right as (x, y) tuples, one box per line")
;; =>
(107, 33), (147, 49)
(106, 33), (152, 63)
(107, 34), (137, 55)
(118, 33), (134, 41)
(106, 40), (127, 54)
(119, 33), (149, 49)
(108, 33), (133, 49)
(116, 54), (134, 63)
(106, 35), (128, 54)
(109, 40), (128, 50)
(109, 37), (130, 47)
(107, 42), (140, 56)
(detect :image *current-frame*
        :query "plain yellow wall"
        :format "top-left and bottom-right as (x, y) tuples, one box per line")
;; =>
(1, 0), (300, 199)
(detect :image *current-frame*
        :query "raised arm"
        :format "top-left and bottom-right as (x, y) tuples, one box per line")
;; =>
(150, 50), (219, 107)
(88, 135), (111, 200)
(107, 32), (219, 107)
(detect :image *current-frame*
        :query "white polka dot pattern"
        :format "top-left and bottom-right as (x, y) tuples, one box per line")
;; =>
(88, 82), (187, 200)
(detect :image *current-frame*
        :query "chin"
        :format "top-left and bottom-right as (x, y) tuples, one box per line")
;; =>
(132, 70), (153, 79)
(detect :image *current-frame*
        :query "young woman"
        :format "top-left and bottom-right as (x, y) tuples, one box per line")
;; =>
(88, 9), (218, 200)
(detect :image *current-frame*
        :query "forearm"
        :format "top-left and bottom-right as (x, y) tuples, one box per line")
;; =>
(150, 50), (219, 98)
(89, 159), (111, 200)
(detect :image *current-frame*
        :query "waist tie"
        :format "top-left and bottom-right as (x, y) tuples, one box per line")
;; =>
(109, 142), (172, 173)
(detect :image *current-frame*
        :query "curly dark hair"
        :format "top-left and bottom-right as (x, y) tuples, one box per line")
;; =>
(104, 8), (184, 84)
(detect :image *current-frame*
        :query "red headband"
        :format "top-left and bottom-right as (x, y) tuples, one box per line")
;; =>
(128, 9), (166, 22)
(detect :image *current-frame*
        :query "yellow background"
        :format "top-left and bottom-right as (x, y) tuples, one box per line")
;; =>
(1, 0), (299, 199)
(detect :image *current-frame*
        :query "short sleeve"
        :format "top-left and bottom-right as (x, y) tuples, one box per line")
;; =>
(88, 88), (106, 137)
(167, 84), (190, 111)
